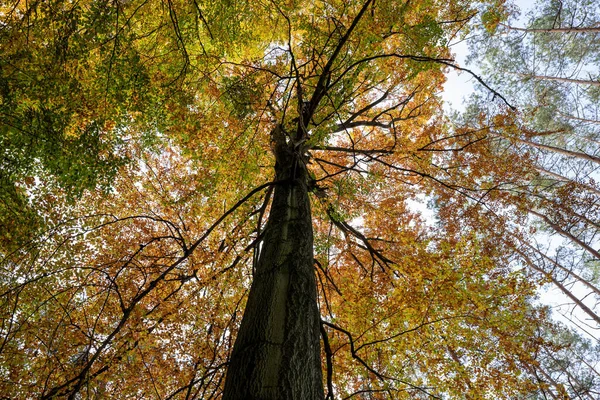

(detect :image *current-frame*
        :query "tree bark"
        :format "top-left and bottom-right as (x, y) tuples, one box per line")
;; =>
(557, 110), (600, 125)
(223, 126), (324, 400)
(528, 209), (600, 260)
(518, 73), (600, 87)
(499, 23), (600, 33)
(510, 243), (600, 325)
(534, 167), (600, 196)
(499, 134), (600, 165)
(521, 237), (600, 297)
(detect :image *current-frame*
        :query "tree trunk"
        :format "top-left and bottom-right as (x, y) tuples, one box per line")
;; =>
(557, 110), (600, 125)
(528, 209), (600, 260)
(515, 244), (600, 325)
(222, 126), (324, 400)
(520, 237), (600, 297)
(535, 167), (600, 196)
(502, 134), (600, 165)
(518, 73), (600, 87)
(499, 23), (600, 33)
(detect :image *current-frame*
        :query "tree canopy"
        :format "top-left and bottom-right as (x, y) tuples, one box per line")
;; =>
(0, 0), (598, 398)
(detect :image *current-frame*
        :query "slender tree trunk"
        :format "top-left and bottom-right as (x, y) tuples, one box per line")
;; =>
(519, 237), (600, 297)
(444, 343), (474, 399)
(501, 134), (600, 165)
(499, 23), (600, 33)
(516, 245), (600, 325)
(557, 110), (600, 125)
(223, 126), (324, 400)
(540, 348), (597, 400)
(534, 365), (569, 399)
(518, 73), (600, 87)
(535, 167), (600, 196)
(528, 209), (600, 260)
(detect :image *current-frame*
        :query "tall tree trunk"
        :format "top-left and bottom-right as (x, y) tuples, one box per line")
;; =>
(557, 110), (600, 125)
(517, 73), (600, 87)
(528, 209), (600, 260)
(535, 167), (600, 196)
(519, 237), (600, 297)
(512, 244), (600, 325)
(223, 126), (324, 400)
(497, 133), (600, 165)
(499, 23), (600, 33)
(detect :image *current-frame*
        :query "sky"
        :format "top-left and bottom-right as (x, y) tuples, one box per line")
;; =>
(442, 0), (537, 111)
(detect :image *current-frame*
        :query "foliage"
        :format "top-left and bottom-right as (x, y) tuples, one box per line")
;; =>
(0, 0), (598, 399)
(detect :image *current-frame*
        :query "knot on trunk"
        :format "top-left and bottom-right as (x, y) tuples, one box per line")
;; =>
(270, 125), (308, 183)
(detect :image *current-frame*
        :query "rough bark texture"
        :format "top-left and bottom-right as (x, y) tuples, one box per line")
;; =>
(222, 126), (324, 400)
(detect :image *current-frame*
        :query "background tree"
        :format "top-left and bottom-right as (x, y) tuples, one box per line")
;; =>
(465, 0), (600, 324)
(456, 0), (600, 396)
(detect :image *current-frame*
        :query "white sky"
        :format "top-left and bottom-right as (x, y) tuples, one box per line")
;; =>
(442, 0), (537, 111)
